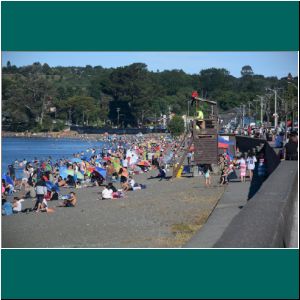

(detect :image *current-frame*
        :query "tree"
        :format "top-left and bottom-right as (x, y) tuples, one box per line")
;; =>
(241, 65), (254, 76)
(62, 96), (99, 125)
(168, 115), (184, 136)
(6, 61), (11, 68)
(42, 63), (51, 74)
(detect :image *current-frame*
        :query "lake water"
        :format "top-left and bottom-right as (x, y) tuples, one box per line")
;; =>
(1, 137), (106, 177)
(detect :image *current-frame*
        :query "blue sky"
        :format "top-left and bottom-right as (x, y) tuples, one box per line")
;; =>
(2, 51), (298, 78)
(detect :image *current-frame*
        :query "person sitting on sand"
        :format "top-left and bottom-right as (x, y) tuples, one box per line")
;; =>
(66, 175), (76, 187)
(149, 166), (167, 181)
(58, 191), (77, 207)
(2, 198), (13, 216)
(12, 197), (24, 213)
(91, 171), (104, 186)
(107, 182), (117, 193)
(220, 166), (229, 185)
(57, 176), (67, 187)
(101, 185), (113, 200)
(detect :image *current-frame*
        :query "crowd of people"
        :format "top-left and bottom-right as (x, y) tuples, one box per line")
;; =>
(2, 126), (298, 216)
(2, 134), (178, 215)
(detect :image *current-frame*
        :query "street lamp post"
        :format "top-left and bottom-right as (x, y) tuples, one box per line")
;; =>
(274, 89), (278, 128)
(116, 107), (120, 128)
(187, 99), (190, 132)
(267, 88), (280, 128)
(254, 96), (264, 125)
(287, 82), (298, 130)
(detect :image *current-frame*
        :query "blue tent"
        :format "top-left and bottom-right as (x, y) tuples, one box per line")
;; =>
(95, 167), (106, 178)
(2, 174), (14, 186)
(45, 181), (60, 192)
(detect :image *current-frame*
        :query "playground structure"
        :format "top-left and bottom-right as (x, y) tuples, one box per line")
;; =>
(172, 96), (219, 178)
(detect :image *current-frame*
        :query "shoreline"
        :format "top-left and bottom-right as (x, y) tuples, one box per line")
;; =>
(2, 131), (168, 140)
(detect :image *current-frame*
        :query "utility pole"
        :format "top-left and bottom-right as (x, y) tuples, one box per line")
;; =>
(287, 81), (297, 130)
(187, 100), (190, 132)
(256, 96), (265, 125)
(242, 105), (245, 128)
(284, 101), (288, 142)
(116, 107), (120, 128)
(274, 89), (278, 128)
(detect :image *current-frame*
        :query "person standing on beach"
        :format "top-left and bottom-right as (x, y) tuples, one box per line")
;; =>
(238, 155), (247, 182)
(34, 179), (47, 211)
(246, 152), (257, 181)
(203, 164), (212, 187)
(284, 132), (298, 161)
(8, 164), (16, 182)
(105, 161), (115, 184)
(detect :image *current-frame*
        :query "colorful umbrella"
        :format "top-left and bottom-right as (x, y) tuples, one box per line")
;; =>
(45, 181), (60, 192)
(75, 171), (84, 180)
(2, 174), (14, 186)
(137, 160), (150, 167)
(59, 167), (74, 179)
(95, 167), (106, 178)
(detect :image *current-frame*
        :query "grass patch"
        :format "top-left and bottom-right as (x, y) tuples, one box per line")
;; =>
(171, 223), (194, 234)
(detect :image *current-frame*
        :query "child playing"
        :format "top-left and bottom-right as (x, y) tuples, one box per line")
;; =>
(203, 164), (212, 187)
(238, 155), (247, 182)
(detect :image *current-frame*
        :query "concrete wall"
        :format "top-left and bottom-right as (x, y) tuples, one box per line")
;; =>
(214, 161), (298, 248)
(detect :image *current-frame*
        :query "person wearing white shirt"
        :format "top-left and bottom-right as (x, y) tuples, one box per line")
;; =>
(101, 186), (113, 200)
(246, 154), (257, 181)
(12, 197), (24, 213)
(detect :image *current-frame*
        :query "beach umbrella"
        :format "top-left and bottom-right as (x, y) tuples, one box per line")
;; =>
(59, 167), (74, 179)
(2, 174), (14, 186)
(45, 181), (60, 192)
(75, 171), (84, 180)
(95, 167), (106, 178)
(137, 160), (150, 167)
(66, 169), (75, 176)
(87, 166), (95, 173)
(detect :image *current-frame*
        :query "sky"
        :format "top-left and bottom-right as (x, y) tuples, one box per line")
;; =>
(2, 51), (298, 78)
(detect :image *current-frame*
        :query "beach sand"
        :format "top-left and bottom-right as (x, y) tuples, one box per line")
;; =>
(2, 169), (224, 248)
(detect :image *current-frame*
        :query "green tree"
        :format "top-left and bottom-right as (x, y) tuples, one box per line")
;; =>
(241, 65), (254, 76)
(168, 115), (185, 136)
(62, 96), (100, 125)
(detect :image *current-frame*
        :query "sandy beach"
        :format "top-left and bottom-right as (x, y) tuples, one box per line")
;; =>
(2, 169), (224, 248)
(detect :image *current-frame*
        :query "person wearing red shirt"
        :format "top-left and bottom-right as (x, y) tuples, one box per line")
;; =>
(191, 90), (199, 106)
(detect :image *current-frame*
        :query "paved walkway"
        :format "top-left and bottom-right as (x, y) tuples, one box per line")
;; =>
(289, 191), (298, 248)
(184, 179), (250, 248)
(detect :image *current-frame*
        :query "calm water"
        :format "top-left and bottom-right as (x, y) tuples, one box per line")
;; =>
(1, 137), (106, 177)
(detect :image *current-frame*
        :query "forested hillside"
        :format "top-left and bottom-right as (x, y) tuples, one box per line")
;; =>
(2, 61), (297, 131)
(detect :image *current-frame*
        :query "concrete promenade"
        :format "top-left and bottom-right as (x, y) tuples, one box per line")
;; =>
(185, 161), (298, 248)
(185, 178), (249, 248)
